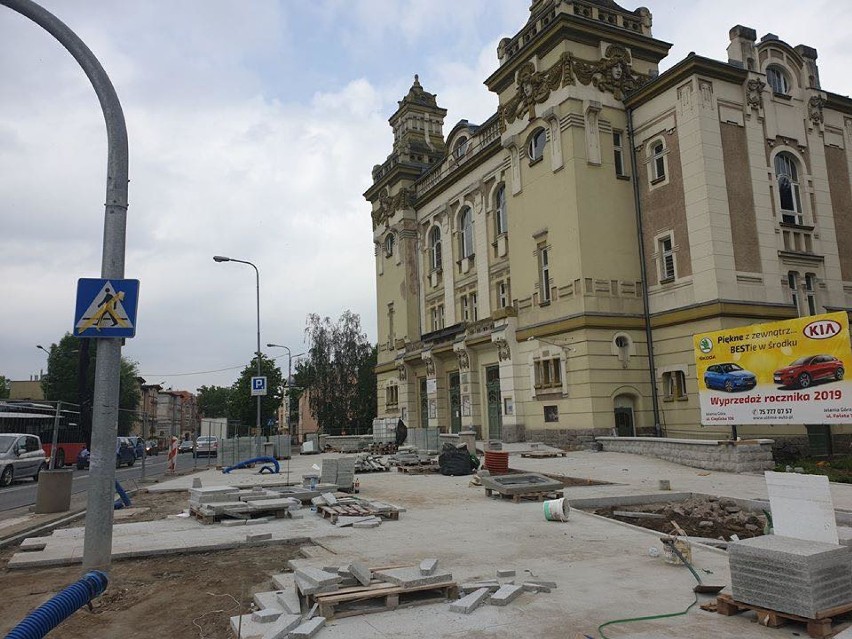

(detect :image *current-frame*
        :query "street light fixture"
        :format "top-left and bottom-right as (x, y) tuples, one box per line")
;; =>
(266, 343), (305, 436)
(213, 254), (263, 455)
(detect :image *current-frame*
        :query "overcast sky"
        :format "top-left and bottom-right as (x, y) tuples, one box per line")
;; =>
(1, 0), (850, 393)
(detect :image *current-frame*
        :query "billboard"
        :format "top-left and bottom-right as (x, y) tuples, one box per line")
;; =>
(694, 312), (852, 426)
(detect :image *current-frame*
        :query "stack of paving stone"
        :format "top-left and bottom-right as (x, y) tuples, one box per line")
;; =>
(190, 486), (306, 523)
(729, 535), (852, 618)
(188, 486), (245, 519)
(353, 453), (389, 473)
(387, 449), (431, 466)
(450, 568), (557, 614)
(320, 457), (356, 491)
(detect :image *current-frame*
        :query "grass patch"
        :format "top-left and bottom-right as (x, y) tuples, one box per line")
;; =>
(774, 457), (852, 483)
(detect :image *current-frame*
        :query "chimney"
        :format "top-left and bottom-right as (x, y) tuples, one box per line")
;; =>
(727, 25), (757, 71)
(795, 44), (820, 89)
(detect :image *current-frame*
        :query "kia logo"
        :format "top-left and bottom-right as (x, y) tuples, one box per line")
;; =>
(803, 319), (842, 340)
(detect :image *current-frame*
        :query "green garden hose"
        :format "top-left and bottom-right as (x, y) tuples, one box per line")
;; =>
(597, 591), (699, 638)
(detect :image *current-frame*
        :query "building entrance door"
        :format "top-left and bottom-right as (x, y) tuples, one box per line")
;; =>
(614, 407), (634, 437)
(806, 424), (832, 458)
(419, 378), (429, 429)
(449, 372), (461, 433)
(486, 366), (502, 440)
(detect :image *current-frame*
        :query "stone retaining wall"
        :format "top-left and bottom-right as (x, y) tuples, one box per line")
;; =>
(524, 427), (612, 449)
(595, 436), (775, 473)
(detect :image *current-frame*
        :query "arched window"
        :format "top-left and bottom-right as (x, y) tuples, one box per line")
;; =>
(775, 152), (803, 224)
(651, 141), (666, 181)
(766, 66), (790, 95)
(384, 233), (395, 257)
(528, 127), (546, 162)
(453, 136), (469, 160)
(459, 207), (474, 259)
(429, 226), (442, 271)
(495, 185), (507, 236)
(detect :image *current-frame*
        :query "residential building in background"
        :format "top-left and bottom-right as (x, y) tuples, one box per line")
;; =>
(9, 376), (45, 401)
(365, 0), (852, 451)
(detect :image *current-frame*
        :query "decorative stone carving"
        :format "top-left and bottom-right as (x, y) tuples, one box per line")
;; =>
(745, 78), (765, 110)
(424, 355), (436, 377)
(500, 55), (572, 130)
(372, 187), (413, 229)
(456, 350), (470, 371)
(397, 364), (407, 381)
(808, 95), (826, 126)
(495, 339), (511, 361)
(572, 44), (649, 101)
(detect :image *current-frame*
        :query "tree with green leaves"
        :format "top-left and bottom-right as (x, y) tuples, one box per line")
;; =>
(197, 385), (232, 418)
(228, 355), (283, 435)
(41, 333), (141, 436)
(0, 375), (9, 399)
(303, 311), (376, 435)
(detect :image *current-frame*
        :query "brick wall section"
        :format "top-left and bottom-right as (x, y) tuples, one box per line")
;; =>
(720, 123), (760, 273)
(596, 436), (775, 473)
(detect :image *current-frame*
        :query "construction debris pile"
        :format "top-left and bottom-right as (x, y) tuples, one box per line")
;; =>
(232, 559), (555, 638)
(353, 453), (390, 473)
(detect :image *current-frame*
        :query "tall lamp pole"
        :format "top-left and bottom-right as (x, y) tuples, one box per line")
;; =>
(213, 256), (262, 456)
(266, 344), (304, 437)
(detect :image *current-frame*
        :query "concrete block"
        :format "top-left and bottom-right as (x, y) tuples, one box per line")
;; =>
(349, 561), (373, 587)
(525, 580), (557, 589)
(276, 589), (301, 615)
(496, 569), (515, 578)
(246, 517), (273, 526)
(374, 567), (453, 588)
(294, 574), (339, 596)
(729, 535), (852, 618)
(420, 558), (439, 575)
(321, 492), (338, 505)
(252, 607), (283, 623)
(522, 582), (551, 593)
(306, 602), (319, 619)
(253, 591), (285, 612)
(230, 613), (269, 639)
(246, 533), (273, 542)
(353, 518), (381, 529)
(192, 477), (202, 488)
(449, 587), (490, 614)
(261, 613), (302, 639)
(460, 581), (500, 593)
(489, 584), (524, 606)
(221, 519), (247, 527)
(272, 573), (296, 591)
(335, 516), (374, 528)
(295, 567), (343, 586)
(288, 616), (326, 638)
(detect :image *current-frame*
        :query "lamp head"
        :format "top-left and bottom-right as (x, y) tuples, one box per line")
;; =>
(36, 344), (44, 349)
(212, 255), (230, 263)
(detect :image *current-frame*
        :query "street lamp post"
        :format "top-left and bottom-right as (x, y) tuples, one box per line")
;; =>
(213, 255), (262, 456)
(266, 344), (305, 437)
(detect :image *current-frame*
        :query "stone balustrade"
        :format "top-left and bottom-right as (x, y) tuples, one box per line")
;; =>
(595, 436), (775, 473)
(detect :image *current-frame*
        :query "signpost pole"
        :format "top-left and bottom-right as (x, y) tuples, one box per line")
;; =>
(50, 400), (62, 470)
(0, 0), (130, 574)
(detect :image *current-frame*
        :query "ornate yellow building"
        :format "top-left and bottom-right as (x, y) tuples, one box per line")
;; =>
(365, 0), (852, 450)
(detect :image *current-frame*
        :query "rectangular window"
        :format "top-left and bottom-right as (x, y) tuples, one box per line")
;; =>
(437, 304), (444, 329)
(430, 306), (439, 332)
(538, 246), (551, 303)
(461, 295), (470, 322)
(498, 281), (509, 308)
(805, 273), (817, 316)
(544, 405), (559, 423)
(652, 142), (666, 181)
(662, 371), (687, 400)
(470, 292), (477, 321)
(534, 357), (562, 392)
(613, 131), (625, 176)
(788, 271), (800, 315)
(659, 236), (675, 281)
(386, 385), (399, 408)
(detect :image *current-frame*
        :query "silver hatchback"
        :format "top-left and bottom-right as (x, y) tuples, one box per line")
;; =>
(193, 436), (219, 458)
(0, 433), (48, 487)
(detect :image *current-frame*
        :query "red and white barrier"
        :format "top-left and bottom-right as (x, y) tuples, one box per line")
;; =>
(167, 436), (178, 473)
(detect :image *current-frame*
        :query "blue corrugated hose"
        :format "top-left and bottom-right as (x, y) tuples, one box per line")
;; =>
(5, 571), (108, 639)
(114, 480), (131, 509)
(222, 456), (279, 474)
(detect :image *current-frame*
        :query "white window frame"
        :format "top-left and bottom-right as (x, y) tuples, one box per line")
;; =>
(658, 234), (675, 282)
(533, 356), (563, 393)
(538, 245), (552, 304)
(775, 152), (804, 225)
(453, 136), (469, 160)
(429, 226), (442, 271)
(651, 140), (666, 182)
(766, 65), (790, 95)
(613, 130), (626, 177)
(459, 207), (474, 259)
(495, 185), (507, 236)
(384, 233), (395, 257)
(528, 127), (546, 163)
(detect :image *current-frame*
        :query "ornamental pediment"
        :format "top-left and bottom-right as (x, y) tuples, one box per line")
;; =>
(372, 187), (414, 229)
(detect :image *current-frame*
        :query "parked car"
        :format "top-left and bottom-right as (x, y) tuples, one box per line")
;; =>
(774, 354), (845, 389)
(145, 440), (159, 456)
(125, 436), (145, 459)
(178, 439), (194, 454)
(0, 433), (48, 488)
(76, 438), (136, 470)
(193, 436), (219, 458)
(704, 363), (757, 392)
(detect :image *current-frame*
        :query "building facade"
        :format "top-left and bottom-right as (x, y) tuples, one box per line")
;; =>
(365, 0), (852, 449)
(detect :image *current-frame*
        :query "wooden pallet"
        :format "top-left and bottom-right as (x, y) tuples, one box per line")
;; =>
(317, 504), (400, 524)
(715, 593), (852, 638)
(484, 488), (563, 503)
(520, 451), (567, 458)
(313, 580), (458, 620)
(397, 464), (439, 474)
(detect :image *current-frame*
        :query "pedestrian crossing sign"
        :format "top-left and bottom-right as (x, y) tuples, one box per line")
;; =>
(74, 278), (140, 338)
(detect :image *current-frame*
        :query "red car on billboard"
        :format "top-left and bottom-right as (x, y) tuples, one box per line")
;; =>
(773, 354), (845, 389)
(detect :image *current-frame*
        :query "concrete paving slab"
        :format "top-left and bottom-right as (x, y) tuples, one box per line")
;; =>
(373, 566), (453, 587)
(289, 617), (325, 638)
(253, 590), (285, 613)
(449, 587), (490, 613)
(349, 561), (372, 587)
(262, 614), (302, 639)
(489, 584), (523, 606)
(420, 558), (438, 575)
(252, 607), (283, 623)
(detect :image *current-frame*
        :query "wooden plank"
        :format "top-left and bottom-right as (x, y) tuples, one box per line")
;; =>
(715, 594), (848, 638)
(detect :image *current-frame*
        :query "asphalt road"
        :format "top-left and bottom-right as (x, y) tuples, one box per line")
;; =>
(0, 452), (212, 512)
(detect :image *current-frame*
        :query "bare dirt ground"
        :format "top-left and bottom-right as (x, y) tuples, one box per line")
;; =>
(591, 496), (768, 540)
(0, 489), (302, 638)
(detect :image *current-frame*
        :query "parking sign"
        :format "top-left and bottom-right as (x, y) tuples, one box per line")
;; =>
(251, 376), (268, 396)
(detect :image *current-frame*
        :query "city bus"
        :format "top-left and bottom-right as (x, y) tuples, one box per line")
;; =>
(0, 401), (85, 467)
